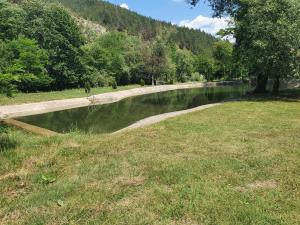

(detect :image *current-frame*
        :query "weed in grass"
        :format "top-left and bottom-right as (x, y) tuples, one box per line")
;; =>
(41, 175), (56, 185)
(0, 123), (10, 134)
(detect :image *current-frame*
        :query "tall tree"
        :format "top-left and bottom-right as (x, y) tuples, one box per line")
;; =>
(213, 41), (232, 79)
(21, 0), (86, 90)
(188, 0), (300, 93)
(150, 38), (168, 85)
(235, 0), (300, 93)
(175, 49), (194, 82)
(194, 55), (215, 81)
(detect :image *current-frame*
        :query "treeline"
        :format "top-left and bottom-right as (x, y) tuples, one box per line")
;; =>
(58, 0), (216, 56)
(0, 0), (239, 96)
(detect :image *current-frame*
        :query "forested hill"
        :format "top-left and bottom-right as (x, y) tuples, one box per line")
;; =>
(1, 0), (232, 96)
(58, 0), (217, 56)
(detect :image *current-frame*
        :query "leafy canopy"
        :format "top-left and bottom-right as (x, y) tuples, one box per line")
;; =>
(188, 0), (300, 92)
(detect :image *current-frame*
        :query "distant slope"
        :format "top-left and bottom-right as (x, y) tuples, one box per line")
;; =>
(58, 0), (217, 56)
(75, 15), (107, 41)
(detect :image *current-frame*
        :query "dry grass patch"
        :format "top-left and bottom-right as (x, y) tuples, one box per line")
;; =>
(247, 180), (277, 190)
(113, 176), (146, 187)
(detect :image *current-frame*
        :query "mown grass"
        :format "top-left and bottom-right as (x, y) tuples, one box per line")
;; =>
(0, 85), (139, 105)
(0, 95), (299, 224)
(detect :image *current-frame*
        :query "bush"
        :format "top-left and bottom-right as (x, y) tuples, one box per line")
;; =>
(0, 124), (9, 134)
(112, 80), (118, 89)
(191, 72), (206, 82)
(169, 79), (174, 84)
(179, 75), (189, 83)
(84, 81), (91, 93)
(89, 70), (116, 87)
(95, 74), (109, 87)
(0, 74), (18, 97)
(17, 73), (53, 92)
(140, 79), (145, 86)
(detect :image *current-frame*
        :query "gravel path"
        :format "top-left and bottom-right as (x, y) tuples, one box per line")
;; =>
(0, 82), (216, 120)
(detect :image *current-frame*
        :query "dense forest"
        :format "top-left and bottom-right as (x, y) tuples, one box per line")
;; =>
(0, 0), (237, 96)
(58, 0), (216, 56)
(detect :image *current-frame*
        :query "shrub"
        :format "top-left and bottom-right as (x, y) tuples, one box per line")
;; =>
(140, 79), (145, 86)
(112, 80), (118, 89)
(107, 76), (116, 86)
(0, 73), (18, 97)
(95, 74), (109, 87)
(84, 81), (91, 93)
(169, 79), (174, 84)
(0, 124), (9, 134)
(191, 72), (206, 82)
(89, 70), (116, 87)
(17, 73), (52, 92)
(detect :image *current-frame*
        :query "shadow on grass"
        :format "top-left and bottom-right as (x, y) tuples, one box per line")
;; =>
(0, 123), (18, 152)
(241, 88), (300, 103)
(0, 135), (18, 152)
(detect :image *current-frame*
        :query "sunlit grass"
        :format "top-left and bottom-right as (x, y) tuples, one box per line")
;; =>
(0, 95), (299, 224)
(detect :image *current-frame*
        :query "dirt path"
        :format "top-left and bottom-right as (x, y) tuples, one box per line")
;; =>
(114, 103), (221, 134)
(0, 82), (216, 120)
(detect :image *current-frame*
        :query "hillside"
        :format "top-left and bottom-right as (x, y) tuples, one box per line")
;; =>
(1, 0), (228, 95)
(58, 0), (217, 56)
(75, 15), (107, 41)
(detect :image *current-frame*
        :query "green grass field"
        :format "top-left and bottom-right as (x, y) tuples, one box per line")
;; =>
(0, 92), (299, 224)
(0, 85), (139, 105)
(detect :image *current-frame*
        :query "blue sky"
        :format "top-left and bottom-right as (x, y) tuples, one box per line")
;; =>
(106, 0), (212, 24)
(105, 0), (230, 37)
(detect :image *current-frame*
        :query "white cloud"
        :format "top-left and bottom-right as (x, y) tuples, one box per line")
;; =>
(179, 15), (235, 42)
(120, 3), (129, 10)
(179, 15), (229, 35)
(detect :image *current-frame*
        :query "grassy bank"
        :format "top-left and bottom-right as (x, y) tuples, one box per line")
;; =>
(0, 85), (139, 106)
(0, 94), (299, 224)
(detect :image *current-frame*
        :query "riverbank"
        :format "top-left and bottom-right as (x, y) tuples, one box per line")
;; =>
(114, 103), (221, 134)
(0, 85), (139, 106)
(0, 97), (299, 224)
(0, 82), (218, 120)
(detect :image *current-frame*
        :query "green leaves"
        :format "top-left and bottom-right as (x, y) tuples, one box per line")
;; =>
(0, 73), (18, 97)
(175, 49), (194, 82)
(213, 41), (233, 79)
(0, 1), (25, 40)
(236, 0), (300, 81)
(0, 0), (86, 90)
(194, 55), (216, 81)
(0, 37), (52, 92)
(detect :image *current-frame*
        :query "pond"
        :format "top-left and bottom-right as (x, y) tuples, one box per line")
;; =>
(18, 85), (249, 134)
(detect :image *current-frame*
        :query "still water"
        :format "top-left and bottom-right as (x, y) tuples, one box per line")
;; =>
(18, 85), (249, 134)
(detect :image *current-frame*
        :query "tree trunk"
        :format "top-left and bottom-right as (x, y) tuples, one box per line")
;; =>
(254, 73), (268, 93)
(272, 77), (280, 95)
(151, 75), (154, 86)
